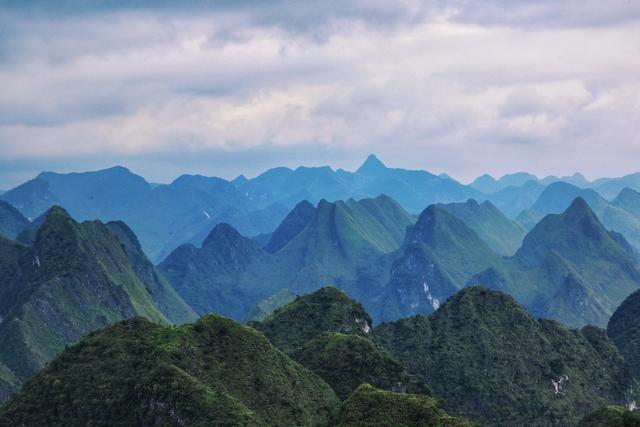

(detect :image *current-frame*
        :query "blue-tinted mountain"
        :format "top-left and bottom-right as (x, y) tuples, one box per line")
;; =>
(593, 173), (640, 199)
(158, 195), (415, 320)
(372, 204), (501, 322)
(264, 200), (316, 253)
(0, 201), (29, 239)
(437, 199), (526, 255)
(518, 182), (640, 252)
(0, 167), (289, 262)
(470, 198), (640, 327)
(484, 180), (546, 218)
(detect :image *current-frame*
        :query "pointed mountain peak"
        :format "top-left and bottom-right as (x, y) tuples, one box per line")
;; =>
(563, 197), (594, 218)
(265, 200), (316, 253)
(202, 222), (243, 248)
(356, 154), (387, 175)
(43, 205), (73, 222)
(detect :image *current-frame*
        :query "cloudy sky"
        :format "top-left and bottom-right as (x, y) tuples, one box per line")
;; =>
(1, 0), (639, 188)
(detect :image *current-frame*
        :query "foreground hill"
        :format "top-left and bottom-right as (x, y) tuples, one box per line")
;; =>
(0, 207), (196, 403)
(252, 287), (428, 400)
(335, 384), (474, 427)
(374, 287), (640, 427)
(0, 316), (339, 426)
(608, 289), (640, 380)
(470, 198), (640, 327)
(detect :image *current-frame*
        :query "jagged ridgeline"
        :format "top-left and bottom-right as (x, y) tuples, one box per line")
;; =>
(0, 206), (196, 402)
(373, 287), (639, 427)
(469, 198), (640, 328)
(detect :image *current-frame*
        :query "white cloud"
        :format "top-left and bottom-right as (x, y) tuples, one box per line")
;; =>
(0, 1), (639, 186)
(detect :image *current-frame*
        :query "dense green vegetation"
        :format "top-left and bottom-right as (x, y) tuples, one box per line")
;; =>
(0, 316), (339, 426)
(608, 289), (640, 379)
(335, 384), (474, 427)
(252, 286), (372, 353)
(252, 287), (429, 401)
(291, 333), (429, 400)
(579, 406), (640, 427)
(0, 206), (196, 403)
(374, 287), (640, 427)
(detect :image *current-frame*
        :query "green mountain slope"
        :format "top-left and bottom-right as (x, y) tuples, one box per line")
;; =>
(373, 205), (501, 322)
(251, 287), (428, 401)
(608, 289), (640, 380)
(265, 200), (316, 253)
(291, 333), (429, 400)
(470, 198), (640, 327)
(159, 195), (415, 321)
(0, 316), (339, 426)
(0, 206), (196, 403)
(374, 287), (640, 427)
(335, 384), (474, 427)
(437, 199), (526, 255)
(517, 182), (640, 252)
(0, 200), (29, 239)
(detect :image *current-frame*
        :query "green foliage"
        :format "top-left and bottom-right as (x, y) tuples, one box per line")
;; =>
(0, 315), (339, 426)
(291, 333), (429, 400)
(251, 286), (372, 353)
(374, 287), (640, 427)
(334, 384), (474, 427)
(608, 289), (640, 379)
(579, 406), (640, 427)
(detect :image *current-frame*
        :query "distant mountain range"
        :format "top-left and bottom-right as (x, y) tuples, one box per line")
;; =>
(3, 155), (639, 263)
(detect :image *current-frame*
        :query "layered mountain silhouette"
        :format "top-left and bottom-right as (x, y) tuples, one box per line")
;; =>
(158, 195), (415, 319)
(0, 201), (29, 239)
(0, 206), (196, 403)
(517, 182), (640, 252)
(471, 198), (640, 327)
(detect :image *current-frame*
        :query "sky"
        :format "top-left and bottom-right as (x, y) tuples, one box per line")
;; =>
(0, 0), (639, 189)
